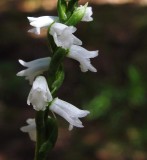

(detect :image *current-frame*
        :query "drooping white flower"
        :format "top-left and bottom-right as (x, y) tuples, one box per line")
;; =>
(20, 118), (36, 141)
(28, 16), (58, 35)
(49, 23), (82, 49)
(81, 6), (93, 22)
(50, 97), (90, 130)
(27, 76), (52, 111)
(67, 45), (98, 72)
(17, 57), (51, 84)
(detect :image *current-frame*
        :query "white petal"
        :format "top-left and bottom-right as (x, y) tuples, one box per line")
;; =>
(28, 27), (40, 35)
(68, 124), (74, 131)
(50, 23), (67, 35)
(17, 57), (50, 84)
(54, 98), (90, 118)
(27, 76), (52, 111)
(27, 17), (37, 22)
(27, 16), (58, 35)
(50, 23), (81, 49)
(81, 7), (93, 22)
(68, 45), (98, 72)
(20, 118), (36, 141)
(50, 103), (84, 128)
(30, 16), (54, 28)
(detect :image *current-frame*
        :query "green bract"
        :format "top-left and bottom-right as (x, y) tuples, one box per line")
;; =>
(57, 0), (68, 22)
(48, 47), (67, 89)
(67, 0), (79, 18)
(51, 65), (65, 96)
(66, 3), (88, 26)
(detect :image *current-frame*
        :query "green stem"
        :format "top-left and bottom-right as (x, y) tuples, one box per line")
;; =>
(34, 111), (45, 160)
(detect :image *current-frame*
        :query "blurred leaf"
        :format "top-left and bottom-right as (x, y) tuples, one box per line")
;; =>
(86, 90), (111, 120)
(128, 66), (145, 106)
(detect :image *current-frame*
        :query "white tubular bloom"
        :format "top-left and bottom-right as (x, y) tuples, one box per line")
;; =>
(68, 45), (98, 72)
(27, 76), (52, 111)
(49, 23), (82, 49)
(81, 7), (93, 22)
(27, 16), (58, 35)
(50, 98), (90, 131)
(16, 57), (51, 84)
(20, 118), (36, 141)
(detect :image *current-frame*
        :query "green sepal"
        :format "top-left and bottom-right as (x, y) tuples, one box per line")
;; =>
(38, 118), (58, 159)
(51, 65), (65, 96)
(65, 2), (88, 26)
(57, 0), (68, 22)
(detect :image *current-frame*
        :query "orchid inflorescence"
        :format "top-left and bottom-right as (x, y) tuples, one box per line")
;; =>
(17, 0), (98, 159)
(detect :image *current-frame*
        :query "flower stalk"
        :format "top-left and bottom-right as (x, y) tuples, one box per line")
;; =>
(17, 0), (98, 160)
(34, 111), (45, 160)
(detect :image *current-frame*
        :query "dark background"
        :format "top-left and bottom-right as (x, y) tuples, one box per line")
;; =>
(0, 0), (147, 159)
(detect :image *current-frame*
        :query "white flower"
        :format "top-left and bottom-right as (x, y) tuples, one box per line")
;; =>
(17, 57), (51, 84)
(50, 98), (90, 130)
(27, 76), (52, 111)
(20, 118), (36, 141)
(81, 6), (93, 22)
(68, 45), (98, 72)
(49, 23), (82, 49)
(28, 16), (58, 35)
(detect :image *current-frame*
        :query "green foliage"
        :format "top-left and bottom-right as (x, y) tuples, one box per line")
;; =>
(87, 90), (111, 119)
(128, 66), (146, 106)
(86, 65), (146, 121)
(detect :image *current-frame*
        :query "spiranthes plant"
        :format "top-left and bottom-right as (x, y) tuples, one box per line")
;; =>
(17, 0), (98, 160)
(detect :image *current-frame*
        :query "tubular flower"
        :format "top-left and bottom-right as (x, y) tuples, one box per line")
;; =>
(20, 118), (36, 141)
(49, 23), (82, 49)
(17, 57), (51, 84)
(68, 45), (98, 72)
(49, 98), (90, 130)
(27, 76), (52, 111)
(28, 16), (58, 35)
(81, 6), (93, 22)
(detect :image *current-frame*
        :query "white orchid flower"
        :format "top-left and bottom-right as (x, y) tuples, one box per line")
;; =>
(50, 98), (90, 130)
(49, 23), (82, 49)
(68, 45), (98, 72)
(28, 16), (58, 35)
(20, 118), (36, 141)
(17, 57), (51, 84)
(81, 6), (93, 22)
(27, 76), (52, 111)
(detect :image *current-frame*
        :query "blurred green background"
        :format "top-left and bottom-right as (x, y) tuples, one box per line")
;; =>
(0, 0), (147, 159)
